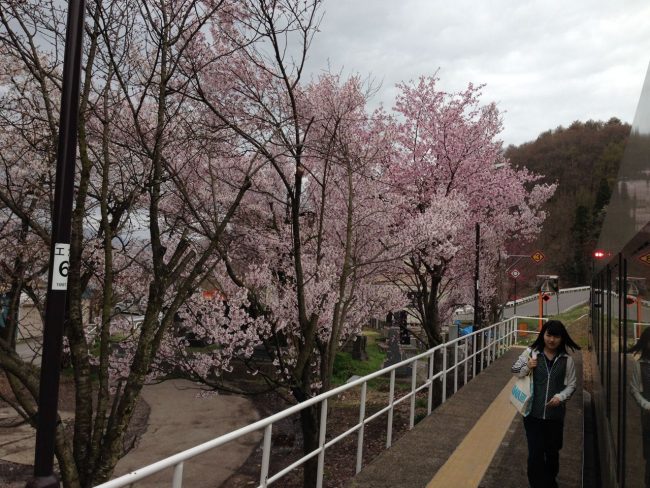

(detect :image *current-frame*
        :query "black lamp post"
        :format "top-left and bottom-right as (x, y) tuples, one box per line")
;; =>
(26, 1), (85, 486)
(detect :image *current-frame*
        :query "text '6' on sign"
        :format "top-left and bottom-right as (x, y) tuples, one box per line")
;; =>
(510, 269), (521, 279)
(51, 243), (70, 290)
(530, 251), (545, 264)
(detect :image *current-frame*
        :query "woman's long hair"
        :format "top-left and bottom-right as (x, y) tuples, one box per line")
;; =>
(530, 320), (581, 354)
(628, 327), (650, 360)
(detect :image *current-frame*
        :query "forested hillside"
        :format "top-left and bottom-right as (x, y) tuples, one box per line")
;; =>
(505, 118), (630, 289)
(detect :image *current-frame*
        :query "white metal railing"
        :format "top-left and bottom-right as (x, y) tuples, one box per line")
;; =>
(504, 286), (590, 308)
(633, 323), (650, 341)
(95, 316), (541, 488)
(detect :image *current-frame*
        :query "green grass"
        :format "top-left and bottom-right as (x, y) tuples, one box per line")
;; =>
(513, 304), (591, 348)
(549, 304), (590, 323)
(332, 329), (387, 386)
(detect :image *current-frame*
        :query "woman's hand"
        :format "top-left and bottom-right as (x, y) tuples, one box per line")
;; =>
(527, 356), (537, 369)
(546, 396), (561, 408)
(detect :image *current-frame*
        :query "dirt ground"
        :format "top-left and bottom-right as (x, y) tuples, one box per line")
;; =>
(0, 373), (149, 487)
(223, 380), (442, 488)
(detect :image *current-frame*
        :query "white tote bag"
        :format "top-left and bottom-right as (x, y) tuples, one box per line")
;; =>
(510, 351), (535, 416)
(510, 373), (533, 416)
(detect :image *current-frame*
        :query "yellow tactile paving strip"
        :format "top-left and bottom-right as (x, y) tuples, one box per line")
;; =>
(426, 377), (518, 488)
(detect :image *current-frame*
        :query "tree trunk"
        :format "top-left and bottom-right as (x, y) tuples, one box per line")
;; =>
(0, 282), (20, 346)
(422, 271), (443, 348)
(300, 403), (321, 488)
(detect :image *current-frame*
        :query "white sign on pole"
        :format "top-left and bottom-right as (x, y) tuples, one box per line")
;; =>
(51, 243), (70, 290)
(510, 268), (521, 279)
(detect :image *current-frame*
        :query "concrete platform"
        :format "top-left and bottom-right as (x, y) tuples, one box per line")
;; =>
(481, 353), (583, 488)
(348, 347), (583, 488)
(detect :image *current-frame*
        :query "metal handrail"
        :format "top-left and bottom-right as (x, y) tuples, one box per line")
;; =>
(503, 286), (590, 307)
(95, 317), (535, 488)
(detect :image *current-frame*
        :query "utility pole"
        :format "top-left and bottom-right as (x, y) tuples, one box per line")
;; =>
(26, 1), (85, 486)
(474, 223), (480, 328)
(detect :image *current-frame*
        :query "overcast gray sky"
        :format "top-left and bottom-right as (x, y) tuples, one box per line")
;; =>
(303, 0), (650, 147)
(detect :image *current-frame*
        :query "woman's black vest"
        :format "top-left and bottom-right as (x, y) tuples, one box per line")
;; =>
(529, 352), (568, 421)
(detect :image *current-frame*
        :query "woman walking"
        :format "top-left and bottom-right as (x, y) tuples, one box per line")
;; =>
(511, 320), (581, 488)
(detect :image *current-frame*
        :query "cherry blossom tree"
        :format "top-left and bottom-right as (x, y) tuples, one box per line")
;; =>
(390, 76), (556, 346)
(0, 1), (261, 486)
(181, 60), (408, 484)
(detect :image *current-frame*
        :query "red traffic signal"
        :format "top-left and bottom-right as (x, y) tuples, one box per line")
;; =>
(626, 295), (637, 305)
(542, 294), (551, 302)
(593, 250), (606, 259)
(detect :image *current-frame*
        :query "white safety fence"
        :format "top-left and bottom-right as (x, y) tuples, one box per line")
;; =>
(633, 323), (650, 342)
(504, 285), (591, 308)
(95, 316), (547, 488)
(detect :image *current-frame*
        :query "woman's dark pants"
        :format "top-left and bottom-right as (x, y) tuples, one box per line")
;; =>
(523, 416), (564, 488)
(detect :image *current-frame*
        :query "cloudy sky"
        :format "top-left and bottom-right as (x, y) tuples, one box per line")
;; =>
(303, 0), (650, 147)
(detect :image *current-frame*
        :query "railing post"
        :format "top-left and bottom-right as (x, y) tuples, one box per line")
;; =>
(496, 323), (502, 357)
(260, 424), (273, 488)
(453, 341), (458, 393)
(442, 345), (447, 403)
(481, 329), (485, 371)
(172, 462), (183, 488)
(487, 327), (492, 366)
(356, 382), (367, 474)
(427, 351), (434, 415)
(508, 318), (515, 349)
(464, 337), (468, 385)
(316, 399), (328, 488)
(410, 359), (417, 429)
(472, 333), (477, 378)
(498, 323), (503, 356)
(386, 370), (395, 448)
(513, 316), (517, 344)
(488, 328), (493, 366)
(516, 317), (520, 343)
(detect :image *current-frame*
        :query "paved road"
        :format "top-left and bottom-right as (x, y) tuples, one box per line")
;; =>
(502, 288), (591, 319)
(112, 379), (261, 488)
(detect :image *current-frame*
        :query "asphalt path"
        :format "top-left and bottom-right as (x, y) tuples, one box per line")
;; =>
(113, 380), (261, 488)
(502, 288), (591, 319)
